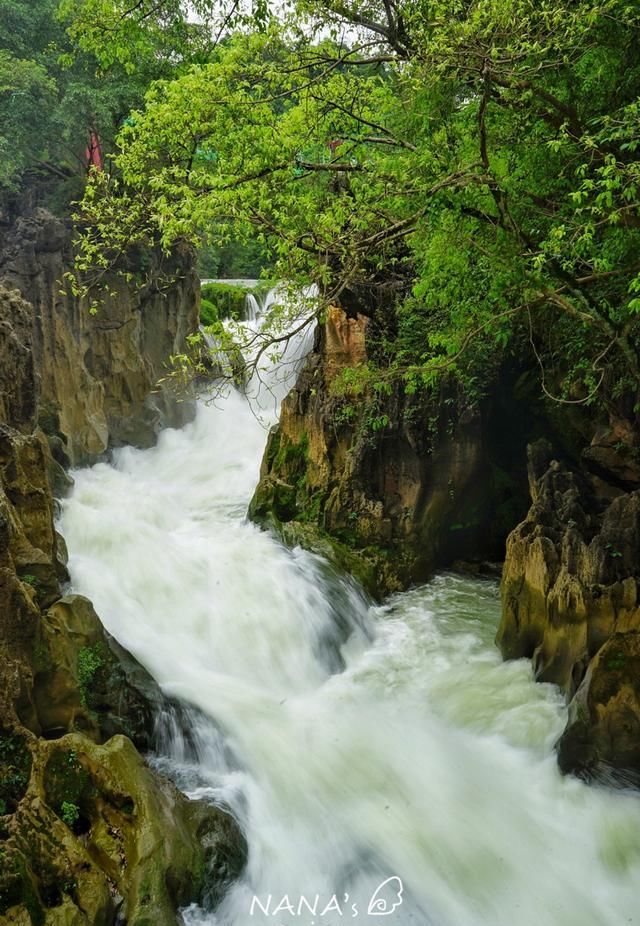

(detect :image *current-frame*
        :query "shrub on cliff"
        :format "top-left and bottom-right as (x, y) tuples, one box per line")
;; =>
(201, 282), (247, 321)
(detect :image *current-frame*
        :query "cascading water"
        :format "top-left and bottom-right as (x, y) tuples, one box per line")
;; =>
(59, 296), (640, 926)
(245, 293), (261, 321)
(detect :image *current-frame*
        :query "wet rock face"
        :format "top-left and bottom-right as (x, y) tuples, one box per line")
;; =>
(33, 594), (164, 748)
(0, 201), (246, 921)
(0, 424), (68, 736)
(0, 286), (36, 430)
(250, 306), (529, 597)
(0, 733), (246, 926)
(497, 437), (640, 781)
(0, 206), (199, 464)
(498, 443), (640, 697)
(557, 631), (640, 784)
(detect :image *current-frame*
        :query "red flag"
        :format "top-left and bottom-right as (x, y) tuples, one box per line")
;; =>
(85, 131), (103, 172)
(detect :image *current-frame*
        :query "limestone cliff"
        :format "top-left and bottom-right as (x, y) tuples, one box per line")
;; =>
(250, 306), (530, 597)
(498, 436), (640, 782)
(0, 254), (245, 920)
(0, 205), (199, 464)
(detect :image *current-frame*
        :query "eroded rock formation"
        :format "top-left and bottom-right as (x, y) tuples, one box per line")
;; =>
(497, 434), (640, 782)
(0, 733), (244, 926)
(0, 226), (245, 921)
(0, 206), (199, 464)
(250, 306), (529, 596)
(557, 631), (640, 784)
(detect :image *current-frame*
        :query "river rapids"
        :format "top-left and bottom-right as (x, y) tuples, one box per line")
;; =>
(59, 312), (640, 926)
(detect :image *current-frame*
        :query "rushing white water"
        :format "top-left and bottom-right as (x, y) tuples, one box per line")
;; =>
(59, 319), (640, 926)
(245, 294), (261, 321)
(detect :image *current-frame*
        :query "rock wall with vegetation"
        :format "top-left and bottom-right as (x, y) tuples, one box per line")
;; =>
(250, 305), (533, 597)
(0, 245), (245, 921)
(0, 200), (199, 464)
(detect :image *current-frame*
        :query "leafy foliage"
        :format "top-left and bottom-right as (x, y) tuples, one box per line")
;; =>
(197, 235), (271, 279)
(60, 799), (80, 828)
(0, 732), (31, 816)
(77, 643), (105, 706)
(60, 0), (259, 73)
(15, 0), (640, 406)
(0, 0), (202, 196)
(200, 282), (249, 321)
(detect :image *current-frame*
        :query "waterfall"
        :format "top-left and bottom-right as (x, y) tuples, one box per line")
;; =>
(242, 282), (315, 325)
(59, 307), (640, 926)
(245, 293), (261, 321)
(197, 284), (312, 405)
(238, 284), (316, 420)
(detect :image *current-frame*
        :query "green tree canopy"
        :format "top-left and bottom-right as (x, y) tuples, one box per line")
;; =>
(69, 0), (640, 403)
(0, 0), (227, 196)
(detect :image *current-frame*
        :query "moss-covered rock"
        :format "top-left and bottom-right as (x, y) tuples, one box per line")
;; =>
(0, 728), (32, 817)
(281, 519), (401, 599)
(249, 306), (529, 597)
(33, 594), (163, 747)
(200, 281), (270, 323)
(557, 631), (640, 784)
(0, 733), (246, 926)
(200, 282), (248, 321)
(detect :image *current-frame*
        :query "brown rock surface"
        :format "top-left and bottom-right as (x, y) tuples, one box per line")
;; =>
(497, 433), (640, 780)
(557, 630), (640, 783)
(250, 306), (528, 596)
(0, 733), (246, 925)
(0, 207), (199, 463)
(0, 286), (36, 430)
(498, 443), (640, 697)
(33, 594), (164, 748)
(0, 201), (245, 921)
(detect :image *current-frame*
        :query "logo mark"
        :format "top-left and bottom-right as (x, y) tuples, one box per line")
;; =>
(367, 877), (404, 916)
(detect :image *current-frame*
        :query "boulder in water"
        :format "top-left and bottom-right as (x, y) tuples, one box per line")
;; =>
(33, 594), (165, 748)
(557, 630), (640, 785)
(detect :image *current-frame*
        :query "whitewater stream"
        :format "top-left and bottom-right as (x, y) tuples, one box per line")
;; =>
(58, 314), (640, 926)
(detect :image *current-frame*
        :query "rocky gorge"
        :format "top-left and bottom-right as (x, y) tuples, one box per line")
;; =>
(0, 199), (245, 924)
(250, 302), (640, 786)
(3, 0), (640, 921)
(3, 198), (640, 923)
